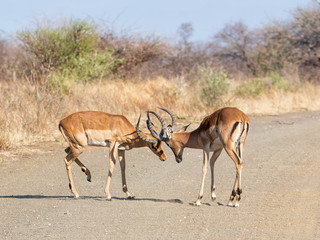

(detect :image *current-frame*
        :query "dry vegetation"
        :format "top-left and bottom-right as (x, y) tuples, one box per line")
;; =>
(2, 78), (320, 151)
(1, 2), (320, 151)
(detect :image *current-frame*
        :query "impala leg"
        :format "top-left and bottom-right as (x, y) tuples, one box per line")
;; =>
(224, 143), (242, 207)
(64, 149), (83, 198)
(74, 158), (92, 182)
(196, 147), (210, 206)
(105, 142), (119, 200)
(235, 162), (243, 207)
(118, 150), (135, 199)
(210, 149), (222, 201)
(235, 141), (245, 206)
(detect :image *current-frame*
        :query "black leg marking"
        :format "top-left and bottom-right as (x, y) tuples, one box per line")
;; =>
(231, 189), (237, 197)
(65, 147), (71, 154)
(230, 122), (240, 138)
(236, 188), (242, 202)
(69, 183), (72, 190)
(229, 189), (236, 203)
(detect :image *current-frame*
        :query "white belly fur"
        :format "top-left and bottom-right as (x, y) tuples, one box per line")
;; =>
(87, 140), (126, 150)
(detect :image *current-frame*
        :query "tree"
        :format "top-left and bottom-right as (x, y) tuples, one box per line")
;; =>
(212, 22), (255, 75)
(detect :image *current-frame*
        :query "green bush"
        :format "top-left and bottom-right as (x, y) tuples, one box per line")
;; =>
(17, 19), (122, 91)
(17, 19), (97, 70)
(236, 78), (265, 97)
(49, 50), (121, 93)
(199, 66), (230, 105)
(270, 72), (289, 91)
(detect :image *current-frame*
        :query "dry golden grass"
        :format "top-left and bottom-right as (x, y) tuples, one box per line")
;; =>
(230, 81), (320, 115)
(1, 77), (320, 151)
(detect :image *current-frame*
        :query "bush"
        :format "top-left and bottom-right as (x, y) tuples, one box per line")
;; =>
(17, 19), (97, 70)
(236, 78), (265, 97)
(17, 19), (122, 90)
(199, 66), (230, 105)
(49, 50), (121, 93)
(100, 29), (168, 78)
(270, 72), (289, 91)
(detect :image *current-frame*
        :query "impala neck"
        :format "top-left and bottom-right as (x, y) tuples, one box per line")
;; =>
(172, 129), (202, 149)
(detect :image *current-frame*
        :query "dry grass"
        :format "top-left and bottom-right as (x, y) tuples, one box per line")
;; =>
(1, 78), (320, 151)
(230, 81), (320, 115)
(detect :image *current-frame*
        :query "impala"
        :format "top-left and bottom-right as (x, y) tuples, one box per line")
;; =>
(58, 111), (167, 200)
(146, 107), (249, 207)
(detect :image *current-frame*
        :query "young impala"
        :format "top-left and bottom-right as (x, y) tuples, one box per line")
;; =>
(146, 107), (249, 207)
(58, 111), (167, 200)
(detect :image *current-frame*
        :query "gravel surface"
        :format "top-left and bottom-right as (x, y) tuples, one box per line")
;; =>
(1, 111), (319, 239)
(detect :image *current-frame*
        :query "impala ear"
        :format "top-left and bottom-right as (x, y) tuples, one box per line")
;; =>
(178, 123), (191, 132)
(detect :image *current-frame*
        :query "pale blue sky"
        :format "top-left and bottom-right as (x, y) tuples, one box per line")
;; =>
(0, 0), (312, 41)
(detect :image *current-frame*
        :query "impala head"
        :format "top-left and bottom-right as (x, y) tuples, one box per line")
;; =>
(146, 108), (184, 163)
(136, 114), (167, 161)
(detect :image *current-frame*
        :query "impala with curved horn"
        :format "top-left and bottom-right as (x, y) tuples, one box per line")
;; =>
(59, 111), (167, 200)
(147, 107), (249, 207)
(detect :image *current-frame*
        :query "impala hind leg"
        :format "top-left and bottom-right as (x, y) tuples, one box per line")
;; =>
(64, 148), (84, 198)
(224, 143), (242, 207)
(105, 142), (119, 200)
(118, 150), (135, 199)
(210, 149), (223, 201)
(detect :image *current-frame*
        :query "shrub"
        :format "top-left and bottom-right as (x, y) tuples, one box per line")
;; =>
(49, 49), (121, 93)
(17, 19), (122, 90)
(270, 72), (289, 91)
(17, 19), (97, 70)
(236, 78), (265, 97)
(199, 66), (230, 105)
(100, 29), (168, 78)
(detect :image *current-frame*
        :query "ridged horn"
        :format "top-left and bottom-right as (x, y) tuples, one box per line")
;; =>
(158, 107), (176, 132)
(136, 114), (157, 144)
(147, 111), (168, 141)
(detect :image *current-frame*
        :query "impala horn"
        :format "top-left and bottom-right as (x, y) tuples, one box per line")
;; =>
(158, 107), (176, 132)
(136, 114), (157, 144)
(147, 108), (176, 141)
(147, 111), (167, 141)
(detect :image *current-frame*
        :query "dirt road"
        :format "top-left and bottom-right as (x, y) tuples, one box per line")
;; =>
(1, 111), (319, 239)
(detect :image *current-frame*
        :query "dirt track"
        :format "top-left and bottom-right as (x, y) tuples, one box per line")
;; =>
(1, 111), (320, 239)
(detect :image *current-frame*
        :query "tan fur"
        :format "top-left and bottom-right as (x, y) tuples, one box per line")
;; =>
(162, 107), (250, 207)
(59, 111), (167, 199)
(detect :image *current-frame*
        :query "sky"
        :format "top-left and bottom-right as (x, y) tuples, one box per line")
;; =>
(0, 0), (312, 42)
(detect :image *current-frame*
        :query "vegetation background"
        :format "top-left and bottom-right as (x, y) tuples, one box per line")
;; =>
(1, 2), (320, 150)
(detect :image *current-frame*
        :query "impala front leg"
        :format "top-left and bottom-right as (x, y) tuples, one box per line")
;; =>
(118, 150), (135, 199)
(75, 158), (92, 182)
(105, 141), (119, 200)
(196, 146), (210, 206)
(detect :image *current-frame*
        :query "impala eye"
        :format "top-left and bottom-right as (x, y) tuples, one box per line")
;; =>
(151, 144), (157, 150)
